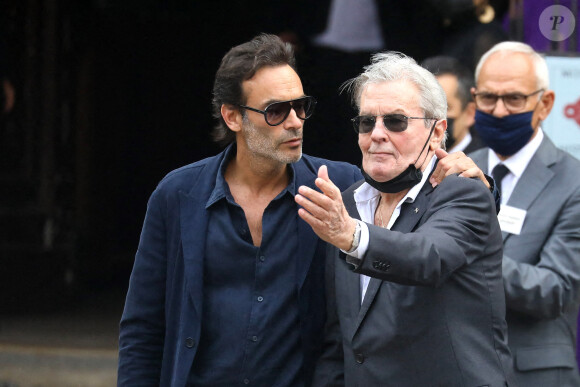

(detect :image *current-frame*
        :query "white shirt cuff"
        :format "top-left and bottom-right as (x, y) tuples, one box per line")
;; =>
(340, 220), (370, 258)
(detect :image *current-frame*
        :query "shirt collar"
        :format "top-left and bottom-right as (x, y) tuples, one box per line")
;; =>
(206, 144), (297, 208)
(488, 127), (544, 178)
(354, 155), (437, 206)
(448, 131), (472, 154)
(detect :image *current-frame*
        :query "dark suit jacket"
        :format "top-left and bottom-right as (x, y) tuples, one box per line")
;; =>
(117, 146), (361, 386)
(470, 136), (580, 386)
(313, 174), (514, 386)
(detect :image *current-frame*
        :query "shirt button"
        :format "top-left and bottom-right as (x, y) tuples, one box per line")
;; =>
(241, 228), (247, 235)
(243, 379), (250, 385)
(251, 335), (258, 342)
(259, 255), (265, 262)
(185, 337), (196, 348)
(257, 296), (264, 302)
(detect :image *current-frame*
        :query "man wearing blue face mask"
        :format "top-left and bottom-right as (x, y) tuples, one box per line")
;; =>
(469, 41), (580, 386)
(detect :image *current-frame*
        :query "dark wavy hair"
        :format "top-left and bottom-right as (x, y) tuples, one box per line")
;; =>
(211, 34), (297, 146)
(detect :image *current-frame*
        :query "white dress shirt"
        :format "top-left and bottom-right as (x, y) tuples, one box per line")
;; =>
(448, 132), (472, 154)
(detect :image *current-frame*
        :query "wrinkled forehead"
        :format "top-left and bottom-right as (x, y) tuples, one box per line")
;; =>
(359, 80), (422, 115)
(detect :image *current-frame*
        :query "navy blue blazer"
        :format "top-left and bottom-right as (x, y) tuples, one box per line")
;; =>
(117, 146), (361, 387)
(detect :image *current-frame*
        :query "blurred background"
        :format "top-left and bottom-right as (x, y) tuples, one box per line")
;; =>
(0, 0), (577, 385)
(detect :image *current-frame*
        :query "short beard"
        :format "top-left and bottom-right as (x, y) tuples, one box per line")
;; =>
(242, 116), (302, 164)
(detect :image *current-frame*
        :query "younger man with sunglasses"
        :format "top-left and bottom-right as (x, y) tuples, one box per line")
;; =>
(118, 34), (493, 386)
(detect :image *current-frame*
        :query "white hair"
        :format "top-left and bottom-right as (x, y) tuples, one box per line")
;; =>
(474, 41), (550, 90)
(342, 52), (448, 148)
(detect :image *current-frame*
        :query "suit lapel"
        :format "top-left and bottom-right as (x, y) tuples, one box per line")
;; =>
(177, 151), (225, 319)
(469, 148), (489, 174)
(345, 182), (434, 338)
(470, 149), (513, 239)
(179, 191), (207, 319)
(504, 137), (557, 243)
(341, 185), (368, 329)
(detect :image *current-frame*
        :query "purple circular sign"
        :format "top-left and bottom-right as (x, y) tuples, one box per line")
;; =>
(539, 5), (576, 42)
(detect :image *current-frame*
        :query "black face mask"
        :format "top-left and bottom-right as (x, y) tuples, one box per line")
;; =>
(361, 120), (437, 193)
(444, 117), (456, 150)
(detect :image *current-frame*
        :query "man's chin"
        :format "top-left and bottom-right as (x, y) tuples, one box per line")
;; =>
(279, 148), (302, 164)
(363, 164), (397, 182)
(288, 151), (302, 164)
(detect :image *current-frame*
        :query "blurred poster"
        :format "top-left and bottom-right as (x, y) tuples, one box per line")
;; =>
(543, 56), (580, 160)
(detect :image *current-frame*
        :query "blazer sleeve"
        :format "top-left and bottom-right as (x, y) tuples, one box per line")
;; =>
(312, 243), (345, 387)
(354, 176), (499, 287)
(502, 185), (580, 319)
(118, 187), (167, 385)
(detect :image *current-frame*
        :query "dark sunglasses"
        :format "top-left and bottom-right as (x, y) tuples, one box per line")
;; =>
(236, 96), (317, 126)
(351, 114), (436, 134)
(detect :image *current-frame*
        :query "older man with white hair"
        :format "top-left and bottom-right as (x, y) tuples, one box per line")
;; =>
(296, 52), (515, 386)
(469, 41), (580, 386)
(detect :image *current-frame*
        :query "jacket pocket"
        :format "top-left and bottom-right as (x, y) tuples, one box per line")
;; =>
(515, 344), (577, 371)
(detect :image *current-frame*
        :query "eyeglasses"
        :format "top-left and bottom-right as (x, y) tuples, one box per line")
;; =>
(472, 89), (544, 113)
(351, 114), (436, 134)
(235, 96), (317, 126)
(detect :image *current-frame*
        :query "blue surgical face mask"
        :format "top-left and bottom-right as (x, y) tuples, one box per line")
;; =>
(474, 110), (535, 157)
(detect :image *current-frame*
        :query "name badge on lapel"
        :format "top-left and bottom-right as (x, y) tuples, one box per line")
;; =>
(498, 205), (527, 235)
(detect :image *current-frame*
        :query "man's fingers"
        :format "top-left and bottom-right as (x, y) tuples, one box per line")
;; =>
(297, 185), (331, 208)
(295, 193), (329, 220)
(430, 157), (455, 186)
(434, 148), (448, 159)
(458, 167), (480, 178)
(314, 167), (340, 199)
(459, 168), (490, 188)
(297, 207), (324, 229)
(430, 151), (471, 187)
(318, 165), (330, 181)
(315, 178), (340, 199)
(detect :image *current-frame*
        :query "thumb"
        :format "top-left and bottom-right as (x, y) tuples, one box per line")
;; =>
(318, 165), (330, 181)
(435, 148), (448, 160)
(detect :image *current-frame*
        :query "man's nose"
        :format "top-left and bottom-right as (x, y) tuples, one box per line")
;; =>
(283, 107), (303, 129)
(491, 98), (511, 118)
(370, 119), (389, 141)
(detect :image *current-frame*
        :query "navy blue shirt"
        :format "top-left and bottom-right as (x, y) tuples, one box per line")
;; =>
(189, 147), (302, 387)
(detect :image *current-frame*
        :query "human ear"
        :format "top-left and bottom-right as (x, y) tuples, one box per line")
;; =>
(430, 119), (446, 150)
(221, 104), (243, 132)
(537, 90), (555, 121)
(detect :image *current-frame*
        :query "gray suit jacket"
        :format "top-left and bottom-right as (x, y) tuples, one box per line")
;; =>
(313, 174), (514, 387)
(470, 136), (580, 386)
